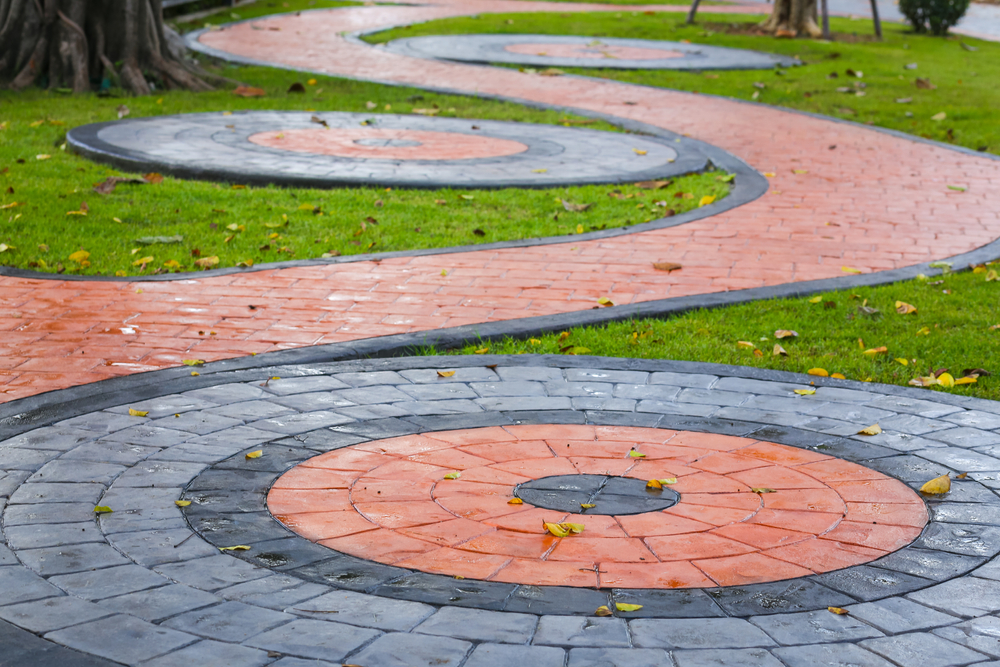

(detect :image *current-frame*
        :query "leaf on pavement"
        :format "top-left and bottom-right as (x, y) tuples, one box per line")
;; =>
(752, 488), (776, 494)
(175, 500), (191, 507)
(94, 506), (113, 514)
(616, 603), (643, 612)
(128, 408), (148, 417)
(828, 607), (849, 615)
(182, 359), (205, 366)
(245, 450), (263, 459)
(794, 389), (816, 395)
(598, 297), (614, 307)
(653, 261), (682, 272)
(920, 474), (951, 495)
(219, 545), (251, 551)
(857, 424), (882, 436)
(437, 371), (456, 377)
(841, 266), (863, 274)
(595, 605), (613, 616)
(508, 498), (523, 504)
(443, 471), (461, 480)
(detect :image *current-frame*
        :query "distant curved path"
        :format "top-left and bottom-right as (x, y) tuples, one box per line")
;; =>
(0, 0), (996, 404)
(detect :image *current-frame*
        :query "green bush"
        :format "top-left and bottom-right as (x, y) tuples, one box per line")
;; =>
(899, 0), (970, 35)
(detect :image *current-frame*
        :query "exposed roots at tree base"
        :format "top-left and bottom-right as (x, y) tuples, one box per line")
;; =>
(759, 0), (824, 37)
(0, 0), (218, 94)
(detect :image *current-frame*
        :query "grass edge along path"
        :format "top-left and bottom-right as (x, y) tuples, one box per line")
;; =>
(366, 12), (999, 156)
(442, 264), (1000, 401)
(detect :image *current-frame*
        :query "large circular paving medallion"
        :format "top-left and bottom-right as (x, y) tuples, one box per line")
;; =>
(66, 111), (709, 189)
(268, 426), (927, 589)
(381, 35), (800, 71)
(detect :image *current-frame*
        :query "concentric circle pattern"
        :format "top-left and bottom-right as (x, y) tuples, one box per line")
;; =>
(67, 110), (706, 189)
(270, 426), (926, 589)
(515, 473), (680, 516)
(381, 34), (800, 70)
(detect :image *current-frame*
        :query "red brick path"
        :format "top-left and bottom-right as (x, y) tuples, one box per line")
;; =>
(0, 0), (997, 401)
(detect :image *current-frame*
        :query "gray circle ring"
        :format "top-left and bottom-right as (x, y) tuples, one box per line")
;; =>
(381, 34), (800, 71)
(515, 473), (680, 515)
(66, 110), (711, 190)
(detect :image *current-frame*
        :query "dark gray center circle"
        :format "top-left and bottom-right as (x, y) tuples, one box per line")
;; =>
(515, 474), (679, 516)
(353, 138), (423, 148)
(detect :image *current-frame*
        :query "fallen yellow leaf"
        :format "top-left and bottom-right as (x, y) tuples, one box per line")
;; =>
(753, 349), (764, 358)
(629, 450), (646, 458)
(595, 606), (613, 617)
(175, 500), (191, 507)
(698, 195), (716, 207)
(562, 523), (585, 534)
(94, 505), (113, 514)
(808, 296), (823, 304)
(219, 545), (251, 551)
(895, 301), (917, 315)
(68, 250), (90, 263)
(916, 327), (931, 336)
(775, 330), (798, 339)
(773, 344), (788, 357)
(128, 408), (149, 417)
(857, 424), (882, 436)
(831, 373), (847, 379)
(194, 256), (219, 269)
(954, 376), (978, 386)
(920, 474), (951, 494)
(895, 358), (909, 366)
(437, 370), (456, 377)
(182, 359), (205, 366)
(828, 607), (849, 615)
(245, 450), (263, 459)
(598, 297), (614, 307)
(659, 477), (677, 485)
(863, 346), (888, 357)
(752, 488), (776, 494)
(937, 372), (955, 387)
(794, 389), (816, 395)
(544, 522), (570, 537)
(444, 472), (461, 480)
(616, 603), (643, 612)
(808, 368), (829, 377)
(474, 347), (489, 354)
(737, 341), (755, 349)
(508, 498), (523, 505)
(580, 503), (596, 509)
(633, 148), (648, 155)
(646, 479), (663, 489)
(842, 266), (863, 274)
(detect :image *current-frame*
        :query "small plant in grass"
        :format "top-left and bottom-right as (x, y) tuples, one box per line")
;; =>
(899, 0), (970, 35)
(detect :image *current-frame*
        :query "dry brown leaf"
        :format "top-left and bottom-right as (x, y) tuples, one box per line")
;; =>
(775, 330), (798, 339)
(857, 424), (882, 436)
(653, 261), (682, 272)
(636, 180), (673, 190)
(828, 607), (849, 615)
(233, 85), (266, 97)
(773, 344), (788, 357)
(895, 301), (918, 315)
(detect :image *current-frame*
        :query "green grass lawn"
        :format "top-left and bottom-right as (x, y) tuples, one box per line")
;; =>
(367, 12), (999, 155)
(0, 65), (726, 277)
(441, 265), (1000, 400)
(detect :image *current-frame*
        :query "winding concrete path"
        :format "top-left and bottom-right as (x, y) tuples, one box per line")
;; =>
(0, 0), (996, 405)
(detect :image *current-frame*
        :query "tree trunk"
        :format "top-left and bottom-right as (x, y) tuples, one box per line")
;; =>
(0, 0), (213, 94)
(760, 0), (824, 37)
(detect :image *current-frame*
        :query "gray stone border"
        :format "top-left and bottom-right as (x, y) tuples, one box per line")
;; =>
(66, 110), (710, 190)
(380, 34), (800, 70)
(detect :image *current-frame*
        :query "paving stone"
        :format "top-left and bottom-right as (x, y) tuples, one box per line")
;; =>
(0, 448), (60, 471)
(141, 639), (273, 667)
(477, 396), (574, 411)
(930, 480), (1000, 503)
(181, 425), (282, 448)
(346, 631), (470, 666)
(464, 643), (567, 667)
(184, 383), (269, 404)
(709, 378), (806, 396)
(107, 528), (220, 565)
(149, 411), (244, 434)
(150, 442), (247, 463)
(0, 595), (115, 633)
(866, 396), (962, 418)
(707, 580), (855, 617)
(933, 616), (1000, 658)
(772, 643), (897, 667)
(0, 542), (16, 566)
(390, 399), (483, 415)
(44, 613), (196, 664)
(608, 384), (679, 401)
(329, 418), (421, 440)
(206, 399), (298, 421)
(328, 386), (413, 406)
(1, 426), (100, 451)
(336, 403), (415, 419)
(848, 597), (959, 633)
(674, 388), (749, 407)
(806, 418), (877, 437)
(61, 440), (160, 465)
(250, 411), (355, 434)
(0, 566), (63, 605)
(244, 618), (383, 661)
(564, 369), (649, 384)
(415, 606), (537, 643)
(567, 648), (671, 667)
(368, 570), (514, 609)
(47, 563), (169, 600)
(879, 413), (960, 435)
(106, 395), (219, 419)
(0, 469), (30, 497)
(505, 585), (609, 616)
(98, 583), (220, 622)
(154, 554), (270, 591)
(17, 543), (130, 576)
(58, 411), (144, 434)
(495, 367), (564, 382)
(100, 424), (193, 448)
(260, 376), (351, 395)
(714, 407), (818, 427)
(808, 437), (900, 462)
(871, 547), (985, 581)
(469, 381), (547, 398)
(912, 523), (1000, 558)
(853, 431), (949, 452)
(860, 632), (987, 667)
(270, 391), (358, 412)
(545, 381), (614, 398)
(737, 395), (827, 415)
(5, 521), (104, 549)
(396, 383), (478, 401)
(631, 618), (773, 649)
(269, 659), (339, 667)
(648, 372), (717, 388)
(932, 502), (1000, 526)
(292, 589), (435, 631)
(636, 400), (717, 417)
(28, 460), (125, 485)
(572, 397), (637, 411)
(3, 502), (97, 525)
(907, 576), (1000, 617)
(926, 427), (1000, 448)
(749, 609), (884, 645)
(943, 411), (1000, 430)
(113, 460), (208, 487)
(672, 648), (784, 667)
(333, 371), (409, 387)
(860, 454), (952, 482)
(814, 565), (933, 602)
(218, 574), (329, 610)
(162, 600), (294, 642)
(918, 448), (1000, 472)
(8, 481), (105, 504)
(533, 616), (630, 647)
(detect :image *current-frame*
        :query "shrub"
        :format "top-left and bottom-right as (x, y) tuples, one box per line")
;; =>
(899, 0), (970, 35)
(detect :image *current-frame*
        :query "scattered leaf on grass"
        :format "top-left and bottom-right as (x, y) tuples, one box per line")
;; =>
(931, 112), (947, 121)
(808, 368), (829, 377)
(561, 199), (592, 212)
(437, 371), (456, 378)
(773, 344), (788, 357)
(68, 250), (90, 263)
(863, 346), (888, 357)
(794, 389), (816, 395)
(920, 474), (951, 495)
(954, 376), (978, 386)
(508, 498), (523, 505)
(858, 424), (882, 435)
(219, 545), (251, 551)
(832, 373), (847, 379)
(94, 506), (113, 514)
(636, 180), (672, 190)
(175, 500), (191, 507)
(775, 330), (798, 339)
(937, 372), (956, 387)
(128, 408), (148, 417)
(194, 256), (219, 269)
(737, 341), (754, 349)
(233, 85), (265, 97)
(444, 472), (461, 480)
(245, 450), (263, 459)
(916, 327), (931, 336)
(616, 603), (643, 612)
(828, 607), (850, 615)
(595, 606), (613, 617)
(698, 195), (716, 207)
(895, 301), (918, 314)
(136, 235), (183, 245)
(809, 296), (823, 304)
(132, 256), (154, 267)
(896, 358), (910, 366)
(474, 347), (489, 354)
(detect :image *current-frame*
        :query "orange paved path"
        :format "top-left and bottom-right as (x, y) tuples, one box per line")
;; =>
(2, 0), (998, 402)
(270, 426), (927, 588)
